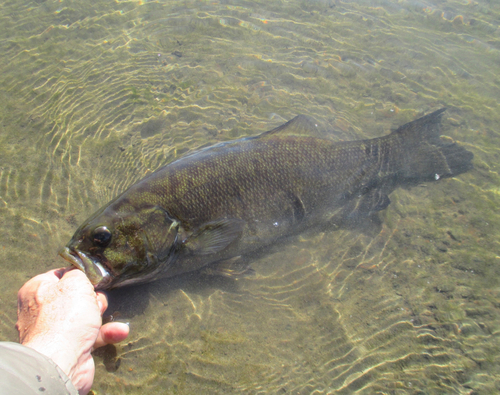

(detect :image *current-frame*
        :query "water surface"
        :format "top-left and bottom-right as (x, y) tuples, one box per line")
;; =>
(1, 0), (500, 393)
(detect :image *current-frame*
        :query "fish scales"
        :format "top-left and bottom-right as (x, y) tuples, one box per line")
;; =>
(60, 109), (473, 289)
(132, 141), (339, 237)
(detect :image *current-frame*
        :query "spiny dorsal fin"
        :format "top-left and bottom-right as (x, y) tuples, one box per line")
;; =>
(258, 115), (321, 138)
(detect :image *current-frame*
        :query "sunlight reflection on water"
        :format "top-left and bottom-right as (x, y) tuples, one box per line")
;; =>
(0, 0), (499, 393)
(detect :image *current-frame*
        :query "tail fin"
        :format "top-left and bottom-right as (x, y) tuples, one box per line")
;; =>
(389, 108), (473, 184)
(329, 109), (473, 227)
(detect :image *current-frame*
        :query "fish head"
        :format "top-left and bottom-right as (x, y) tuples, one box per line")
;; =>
(59, 205), (181, 289)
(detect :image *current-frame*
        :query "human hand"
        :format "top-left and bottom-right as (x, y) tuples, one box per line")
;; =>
(16, 268), (129, 395)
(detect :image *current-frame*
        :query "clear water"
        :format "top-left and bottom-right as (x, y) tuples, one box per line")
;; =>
(1, 0), (499, 393)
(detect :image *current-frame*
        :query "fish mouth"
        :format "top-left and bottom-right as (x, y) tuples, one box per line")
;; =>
(59, 246), (112, 288)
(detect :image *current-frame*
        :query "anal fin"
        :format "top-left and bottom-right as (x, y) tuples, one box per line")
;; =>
(200, 256), (255, 279)
(329, 187), (391, 230)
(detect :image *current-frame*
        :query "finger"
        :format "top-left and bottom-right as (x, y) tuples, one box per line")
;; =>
(93, 322), (130, 350)
(32, 268), (66, 285)
(61, 267), (92, 282)
(96, 292), (109, 315)
(18, 268), (64, 298)
(56, 266), (78, 278)
(59, 269), (96, 294)
(44, 267), (70, 279)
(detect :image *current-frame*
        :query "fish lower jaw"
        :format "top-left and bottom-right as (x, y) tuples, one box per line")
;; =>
(59, 247), (111, 286)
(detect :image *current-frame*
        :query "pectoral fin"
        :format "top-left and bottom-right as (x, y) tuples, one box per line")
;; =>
(184, 218), (245, 255)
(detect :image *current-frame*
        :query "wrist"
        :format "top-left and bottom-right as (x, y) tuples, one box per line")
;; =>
(22, 334), (80, 380)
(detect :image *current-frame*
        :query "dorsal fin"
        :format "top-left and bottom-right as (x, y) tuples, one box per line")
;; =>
(390, 108), (446, 142)
(257, 115), (321, 138)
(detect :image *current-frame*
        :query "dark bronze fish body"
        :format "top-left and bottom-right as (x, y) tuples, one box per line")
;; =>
(60, 109), (473, 289)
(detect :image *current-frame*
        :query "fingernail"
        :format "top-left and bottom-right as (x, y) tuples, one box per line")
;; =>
(113, 320), (129, 326)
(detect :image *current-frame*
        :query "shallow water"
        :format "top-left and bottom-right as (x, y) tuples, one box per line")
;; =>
(1, 0), (500, 393)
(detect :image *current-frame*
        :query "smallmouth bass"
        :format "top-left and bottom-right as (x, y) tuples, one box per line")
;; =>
(60, 109), (473, 289)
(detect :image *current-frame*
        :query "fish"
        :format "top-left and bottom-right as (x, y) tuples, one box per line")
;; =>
(59, 109), (473, 289)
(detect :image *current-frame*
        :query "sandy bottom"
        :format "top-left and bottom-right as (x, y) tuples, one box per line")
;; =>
(1, 0), (499, 393)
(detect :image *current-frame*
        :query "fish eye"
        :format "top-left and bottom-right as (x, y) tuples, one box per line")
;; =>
(92, 226), (112, 247)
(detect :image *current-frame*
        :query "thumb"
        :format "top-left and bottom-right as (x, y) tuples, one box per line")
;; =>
(93, 322), (130, 350)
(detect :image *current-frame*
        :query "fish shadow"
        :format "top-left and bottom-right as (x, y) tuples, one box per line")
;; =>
(96, 272), (242, 371)
(103, 211), (383, 319)
(96, 215), (381, 371)
(104, 212), (382, 320)
(104, 270), (241, 319)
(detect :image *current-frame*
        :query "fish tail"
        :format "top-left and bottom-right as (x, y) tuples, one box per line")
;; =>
(334, 109), (473, 225)
(388, 108), (473, 184)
